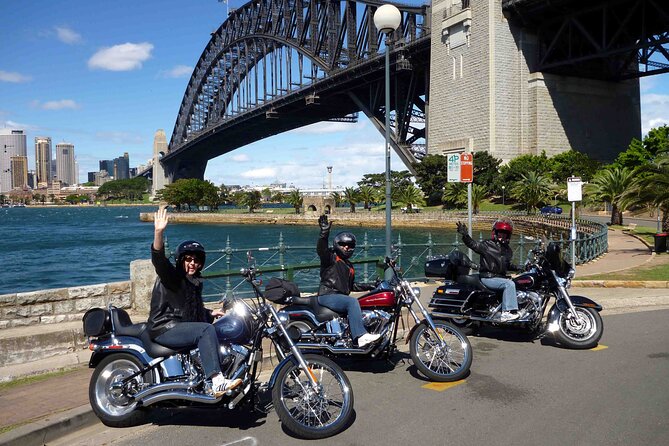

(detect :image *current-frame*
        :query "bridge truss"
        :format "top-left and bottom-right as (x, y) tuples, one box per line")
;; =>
(165, 0), (430, 180)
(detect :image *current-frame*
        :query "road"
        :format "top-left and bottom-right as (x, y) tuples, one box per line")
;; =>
(52, 309), (669, 446)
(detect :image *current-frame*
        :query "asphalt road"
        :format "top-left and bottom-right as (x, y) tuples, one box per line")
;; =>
(51, 309), (669, 446)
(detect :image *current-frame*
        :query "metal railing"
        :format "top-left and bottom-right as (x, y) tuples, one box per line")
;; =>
(190, 215), (607, 302)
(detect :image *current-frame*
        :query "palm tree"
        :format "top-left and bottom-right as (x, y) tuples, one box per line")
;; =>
(585, 166), (635, 225)
(358, 185), (378, 210)
(330, 191), (342, 207)
(286, 189), (303, 214)
(622, 154), (669, 231)
(510, 171), (556, 214)
(239, 190), (262, 213)
(395, 183), (426, 213)
(343, 187), (358, 213)
(441, 183), (467, 209)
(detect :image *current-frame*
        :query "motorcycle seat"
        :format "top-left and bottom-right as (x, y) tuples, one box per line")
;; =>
(456, 274), (489, 291)
(284, 295), (341, 323)
(139, 329), (184, 358)
(111, 308), (146, 337)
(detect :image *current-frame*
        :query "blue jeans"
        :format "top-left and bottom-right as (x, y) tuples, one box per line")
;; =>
(317, 294), (368, 340)
(155, 322), (221, 379)
(480, 277), (518, 312)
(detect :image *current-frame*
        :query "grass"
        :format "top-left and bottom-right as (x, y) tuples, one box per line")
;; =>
(579, 260), (669, 281)
(0, 367), (80, 393)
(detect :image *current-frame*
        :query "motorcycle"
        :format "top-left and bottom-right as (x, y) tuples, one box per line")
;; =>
(273, 257), (472, 382)
(426, 240), (603, 349)
(84, 266), (354, 439)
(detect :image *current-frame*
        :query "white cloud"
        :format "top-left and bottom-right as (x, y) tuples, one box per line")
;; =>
(641, 93), (669, 135)
(0, 70), (31, 83)
(294, 121), (358, 134)
(55, 26), (82, 44)
(94, 131), (144, 145)
(231, 154), (250, 162)
(240, 167), (277, 179)
(159, 65), (192, 78)
(2, 120), (40, 131)
(88, 42), (154, 71)
(34, 99), (80, 110)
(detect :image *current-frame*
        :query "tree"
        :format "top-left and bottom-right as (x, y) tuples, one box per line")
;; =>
(441, 183), (488, 213)
(622, 153), (669, 231)
(585, 166), (635, 225)
(330, 191), (342, 207)
(472, 151), (502, 190)
(413, 154), (448, 205)
(239, 190), (262, 213)
(261, 187), (272, 202)
(343, 187), (358, 213)
(549, 149), (601, 183)
(510, 171), (556, 214)
(357, 185), (379, 210)
(613, 138), (653, 170)
(199, 181), (222, 209)
(286, 189), (303, 214)
(499, 152), (552, 187)
(394, 183), (426, 213)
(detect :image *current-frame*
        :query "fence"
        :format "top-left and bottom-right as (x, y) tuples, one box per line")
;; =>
(193, 214), (607, 302)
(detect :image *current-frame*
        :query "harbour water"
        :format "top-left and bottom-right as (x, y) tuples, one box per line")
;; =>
(1, 206), (461, 295)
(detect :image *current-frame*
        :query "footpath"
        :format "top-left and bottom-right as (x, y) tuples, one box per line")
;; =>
(1, 229), (668, 446)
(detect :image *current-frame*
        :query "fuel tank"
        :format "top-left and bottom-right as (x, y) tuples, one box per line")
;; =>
(358, 291), (396, 309)
(513, 272), (539, 291)
(214, 313), (256, 344)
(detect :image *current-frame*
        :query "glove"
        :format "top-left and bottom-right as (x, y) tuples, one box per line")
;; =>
(456, 221), (468, 236)
(318, 214), (331, 232)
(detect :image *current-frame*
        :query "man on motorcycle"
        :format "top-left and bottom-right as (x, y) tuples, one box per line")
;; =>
(456, 219), (521, 321)
(149, 206), (241, 397)
(316, 215), (381, 347)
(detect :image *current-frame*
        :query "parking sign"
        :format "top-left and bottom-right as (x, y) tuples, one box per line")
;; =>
(447, 154), (460, 183)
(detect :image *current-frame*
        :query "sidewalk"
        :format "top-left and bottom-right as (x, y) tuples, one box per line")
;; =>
(1, 229), (668, 446)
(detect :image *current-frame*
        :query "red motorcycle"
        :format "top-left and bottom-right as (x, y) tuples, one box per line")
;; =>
(271, 257), (472, 382)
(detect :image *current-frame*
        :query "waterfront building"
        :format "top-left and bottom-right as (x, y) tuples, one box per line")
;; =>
(10, 155), (28, 189)
(55, 142), (77, 186)
(152, 129), (168, 197)
(0, 128), (28, 194)
(35, 136), (53, 185)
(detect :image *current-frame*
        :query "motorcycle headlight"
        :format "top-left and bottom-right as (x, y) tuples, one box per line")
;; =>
(232, 301), (248, 316)
(411, 287), (421, 298)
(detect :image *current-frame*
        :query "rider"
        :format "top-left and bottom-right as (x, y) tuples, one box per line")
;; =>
(456, 218), (521, 321)
(148, 206), (241, 397)
(316, 215), (381, 347)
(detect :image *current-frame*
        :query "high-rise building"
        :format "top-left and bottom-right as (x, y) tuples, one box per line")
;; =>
(35, 136), (52, 186)
(56, 142), (77, 186)
(113, 152), (130, 180)
(0, 128), (28, 193)
(10, 156), (28, 189)
(152, 129), (168, 197)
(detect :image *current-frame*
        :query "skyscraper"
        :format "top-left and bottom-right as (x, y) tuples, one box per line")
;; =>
(35, 136), (53, 186)
(0, 128), (27, 193)
(152, 129), (168, 197)
(10, 156), (28, 189)
(56, 142), (77, 186)
(114, 152), (130, 180)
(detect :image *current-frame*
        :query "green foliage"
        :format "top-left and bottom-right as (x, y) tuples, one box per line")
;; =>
(64, 194), (89, 204)
(97, 177), (150, 201)
(159, 178), (222, 210)
(412, 154), (448, 205)
(357, 171), (412, 190)
(343, 187), (358, 213)
(499, 152), (551, 187)
(613, 138), (653, 170)
(549, 150), (601, 183)
(286, 189), (303, 214)
(358, 185), (379, 210)
(510, 171), (556, 213)
(238, 190), (262, 213)
(585, 166), (635, 225)
(394, 183), (426, 212)
(472, 151), (502, 190)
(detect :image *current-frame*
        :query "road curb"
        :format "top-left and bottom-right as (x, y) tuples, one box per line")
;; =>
(0, 405), (98, 446)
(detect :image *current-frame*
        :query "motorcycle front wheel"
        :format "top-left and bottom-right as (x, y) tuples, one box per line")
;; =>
(552, 305), (603, 349)
(410, 321), (472, 382)
(272, 354), (353, 439)
(89, 353), (153, 427)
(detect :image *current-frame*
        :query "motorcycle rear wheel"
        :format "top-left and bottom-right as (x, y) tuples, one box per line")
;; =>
(272, 354), (353, 439)
(552, 306), (603, 349)
(410, 322), (472, 382)
(89, 353), (153, 427)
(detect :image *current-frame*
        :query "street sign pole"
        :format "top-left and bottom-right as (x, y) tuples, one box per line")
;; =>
(567, 177), (583, 266)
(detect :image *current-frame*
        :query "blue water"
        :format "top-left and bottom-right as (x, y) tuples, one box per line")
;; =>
(0, 206), (462, 295)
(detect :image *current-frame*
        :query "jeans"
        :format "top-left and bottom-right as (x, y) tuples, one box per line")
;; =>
(317, 293), (368, 340)
(480, 277), (518, 312)
(155, 322), (221, 379)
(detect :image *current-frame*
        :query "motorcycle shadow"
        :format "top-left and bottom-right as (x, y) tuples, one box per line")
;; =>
(145, 405), (268, 430)
(468, 324), (542, 344)
(331, 352), (414, 374)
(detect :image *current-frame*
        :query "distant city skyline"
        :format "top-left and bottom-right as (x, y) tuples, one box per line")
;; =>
(2, 0), (669, 190)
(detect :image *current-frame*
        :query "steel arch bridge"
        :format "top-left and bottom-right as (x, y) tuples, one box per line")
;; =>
(162, 0), (430, 181)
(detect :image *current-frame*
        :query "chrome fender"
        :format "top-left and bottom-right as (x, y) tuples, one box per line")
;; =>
(405, 320), (428, 344)
(546, 295), (603, 332)
(267, 354), (301, 390)
(88, 335), (154, 368)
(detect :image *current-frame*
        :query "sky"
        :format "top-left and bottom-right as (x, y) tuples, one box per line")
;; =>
(2, 0), (669, 189)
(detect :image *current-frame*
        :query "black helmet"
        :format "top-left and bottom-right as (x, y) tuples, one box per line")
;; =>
(175, 240), (206, 271)
(333, 232), (356, 259)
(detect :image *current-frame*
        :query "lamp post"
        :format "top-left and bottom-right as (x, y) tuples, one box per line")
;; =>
(374, 4), (401, 258)
(501, 185), (505, 206)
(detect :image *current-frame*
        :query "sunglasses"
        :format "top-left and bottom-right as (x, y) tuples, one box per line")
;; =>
(337, 243), (355, 249)
(183, 255), (202, 264)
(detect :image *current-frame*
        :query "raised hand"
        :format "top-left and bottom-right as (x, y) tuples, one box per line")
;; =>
(154, 206), (169, 233)
(318, 214), (331, 232)
(456, 221), (468, 236)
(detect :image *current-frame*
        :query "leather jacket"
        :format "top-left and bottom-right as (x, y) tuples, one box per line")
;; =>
(317, 229), (375, 296)
(460, 233), (519, 278)
(147, 245), (213, 339)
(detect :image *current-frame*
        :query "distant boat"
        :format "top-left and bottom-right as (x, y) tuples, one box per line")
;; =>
(1, 203), (9, 208)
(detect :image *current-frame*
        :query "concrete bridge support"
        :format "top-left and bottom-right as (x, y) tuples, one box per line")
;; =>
(428, 0), (641, 162)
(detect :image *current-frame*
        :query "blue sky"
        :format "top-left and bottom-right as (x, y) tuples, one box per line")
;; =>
(2, 0), (669, 189)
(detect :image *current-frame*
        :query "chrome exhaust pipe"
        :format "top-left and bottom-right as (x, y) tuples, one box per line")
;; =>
(140, 390), (219, 406)
(430, 311), (490, 322)
(294, 342), (374, 354)
(133, 380), (198, 401)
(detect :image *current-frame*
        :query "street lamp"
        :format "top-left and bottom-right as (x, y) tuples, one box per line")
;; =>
(374, 4), (401, 257)
(502, 185), (505, 205)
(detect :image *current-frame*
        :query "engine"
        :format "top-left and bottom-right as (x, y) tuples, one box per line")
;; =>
(361, 309), (392, 334)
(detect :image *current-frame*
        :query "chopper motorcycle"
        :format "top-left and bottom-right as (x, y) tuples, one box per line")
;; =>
(272, 257), (472, 382)
(84, 266), (354, 440)
(426, 241), (603, 349)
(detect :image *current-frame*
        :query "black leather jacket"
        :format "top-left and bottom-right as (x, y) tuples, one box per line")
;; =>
(317, 229), (375, 296)
(147, 245), (213, 339)
(461, 233), (519, 278)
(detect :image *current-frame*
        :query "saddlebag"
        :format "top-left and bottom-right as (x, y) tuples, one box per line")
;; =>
(82, 307), (111, 337)
(264, 277), (301, 304)
(424, 250), (474, 280)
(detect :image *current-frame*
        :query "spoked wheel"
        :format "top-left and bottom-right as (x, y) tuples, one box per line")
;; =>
(272, 354), (353, 439)
(89, 353), (153, 427)
(410, 321), (472, 382)
(553, 306), (603, 349)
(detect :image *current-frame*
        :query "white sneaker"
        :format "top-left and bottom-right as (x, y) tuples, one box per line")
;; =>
(211, 373), (242, 398)
(357, 333), (381, 348)
(499, 311), (519, 322)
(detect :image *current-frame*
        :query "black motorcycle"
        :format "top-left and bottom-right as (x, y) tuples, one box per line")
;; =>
(84, 266), (354, 439)
(426, 241), (603, 349)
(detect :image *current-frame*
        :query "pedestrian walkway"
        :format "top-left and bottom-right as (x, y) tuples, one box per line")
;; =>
(0, 228), (667, 446)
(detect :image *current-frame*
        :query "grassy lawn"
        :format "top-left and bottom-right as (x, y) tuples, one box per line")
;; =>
(578, 260), (669, 281)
